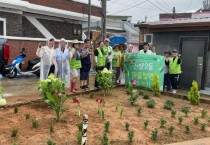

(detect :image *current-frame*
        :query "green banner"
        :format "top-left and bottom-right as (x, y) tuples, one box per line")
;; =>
(124, 54), (165, 91)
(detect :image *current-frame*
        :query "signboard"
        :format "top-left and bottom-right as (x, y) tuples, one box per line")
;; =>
(124, 54), (165, 91)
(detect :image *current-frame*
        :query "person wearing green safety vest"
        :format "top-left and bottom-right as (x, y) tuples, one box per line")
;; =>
(94, 41), (106, 88)
(112, 44), (121, 85)
(70, 39), (81, 93)
(167, 49), (182, 94)
(104, 38), (113, 70)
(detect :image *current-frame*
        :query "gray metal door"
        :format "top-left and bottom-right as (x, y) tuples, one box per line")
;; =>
(180, 39), (206, 89)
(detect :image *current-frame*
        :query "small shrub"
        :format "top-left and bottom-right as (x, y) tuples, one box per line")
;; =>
(171, 110), (176, 117)
(77, 122), (83, 132)
(164, 100), (175, 110)
(201, 123), (206, 131)
(144, 120), (149, 129)
(125, 122), (130, 131)
(152, 75), (160, 97)
(185, 124), (190, 134)
(14, 106), (18, 114)
(115, 106), (118, 112)
(188, 80), (200, 105)
(178, 116), (183, 124)
(137, 107), (142, 117)
(146, 100), (156, 108)
(120, 108), (123, 118)
(168, 126), (175, 135)
(165, 100), (175, 106)
(201, 109), (207, 118)
(143, 94), (150, 99)
(50, 125), (54, 134)
(139, 91), (144, 96)
(32, 119), (39, 128)
(181, 106), (190, 117)
(100, 132), (109, 145)
(89, 92), (95, 99)
(160, 118), (167, 127)
(76, 131), (82, 144)
(101, 110), (105, 120)
(104, 121), (110, 132)
(11, 129), (18, 137)
(128, 131), (134, 143)
(194, 117), (199, 125)
(47, 140), (56, 145)
(25, 113), (30, 120)
(151, 129), (158, 140)
(129, 94), (140, 106)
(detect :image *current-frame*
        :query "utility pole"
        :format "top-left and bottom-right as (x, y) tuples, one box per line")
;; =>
(173, 7), (176, 19)
(88, 0), (91, 39)
(101, 0), (107, 41)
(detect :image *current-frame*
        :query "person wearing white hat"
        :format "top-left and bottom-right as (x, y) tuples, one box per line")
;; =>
(36, 38), (57, 80)
(70, 39), (81, 93)
(55, 38), (72, 88)
(104, 38), (113, 70)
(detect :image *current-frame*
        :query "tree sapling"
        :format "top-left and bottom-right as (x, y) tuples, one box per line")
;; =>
(168, 126), (175, 135)
(194, 117), (199, 125)
(137, 107), (142, 117)
(32, 119), (39, 128)
(171, 110), (176, 117)
(201, 123), (206, 131)
(120, 108), (124, 118)
(104, 121), (110, 132)
(100, 132), (109, 145)
(201, 109), (207, 118)
(146, 100), (156, 108)
(50, 125), (54, 134)
(151, 129), (158, 140)
(11, 129), (18, 137)
(144, 120), (149, 129)
(178, 116), (184, 125)
(14, 106), (18, 114)
(185, 124), (190, 134)
(76, 131), (82, 144)
(25, 113), (30, 120)
(181, 106), (190, 117)
(143, 94), (150, 99)
(125, 122), (130, 131)
(128, 131), (134, 143)
(101, 110), (105, 120)
(160, 118), (167, 127)
(47, 140), (56, 145)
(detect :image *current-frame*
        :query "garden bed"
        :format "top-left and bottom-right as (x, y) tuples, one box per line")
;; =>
(0, 87), (210, 145)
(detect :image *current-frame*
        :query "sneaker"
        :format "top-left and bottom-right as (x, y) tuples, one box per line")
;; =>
(80, 86), (85, 90)
(84, 85), (90, 91)
(172, 90), (177, 94)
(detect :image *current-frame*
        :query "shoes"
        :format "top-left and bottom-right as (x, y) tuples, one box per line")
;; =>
(172, 90), (177, 94)
(80, 86), (86, 90)
(84, 85), (90, 91)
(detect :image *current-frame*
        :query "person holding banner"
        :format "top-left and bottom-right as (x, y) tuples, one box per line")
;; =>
(168, 49), (182, 94)
(112, 44), (121, 84)
(164, 51), (171, 92)
(139, 42), (156, 55)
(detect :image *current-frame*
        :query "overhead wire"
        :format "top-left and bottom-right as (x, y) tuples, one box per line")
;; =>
(186, 0), (194, 12)
(107, 0), (120, 7)
(154, 0), (172, 11)
(147, 0), (169, 13)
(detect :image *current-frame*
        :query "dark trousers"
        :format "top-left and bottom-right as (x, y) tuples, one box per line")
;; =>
(94, 66), (104, 87)
(48, 65), (55, 76)
(170, 74), (179, 90)
(105, 62), (111, 70)
(0, 61), (8, 74)
(113, 67), (121, 82)
(164, 73), (171, 91)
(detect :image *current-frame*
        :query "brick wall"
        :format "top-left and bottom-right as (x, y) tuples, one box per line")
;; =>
(0, 12), (22, 36)
(25, 0), (102, 17)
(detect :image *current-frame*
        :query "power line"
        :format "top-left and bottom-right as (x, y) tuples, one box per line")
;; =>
(154, 0), (171, 11)
(186, 0), (194, 12)
(110, 0), (148, 15)
(147, 0), (169, 13)
(107, 0), (120, 7)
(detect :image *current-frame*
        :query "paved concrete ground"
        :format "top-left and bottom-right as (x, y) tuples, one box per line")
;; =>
(166, 137), (210, 145)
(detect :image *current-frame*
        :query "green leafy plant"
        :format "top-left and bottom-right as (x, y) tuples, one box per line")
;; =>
(201, 123), (206, 131)
(171, 110), (176, 117)
(168, 126), (175, 135)
(160, 118), (167, 127)
(164, 99), (175, 110)
(25, 113), (30, 120)
(127, 85), (133, 95)
(137, 107), (142, 117)
(104, 121), (110, 132)
(178, 116), (183, 125)
(76, 131), (82, 144)
(194, 117), (199, 125)
(151, 129), (158, 140)
(47, 140), (56, 145)
(14, 106), (18, 114)
(144, 120), (149, 129)
(128, 131), (134, 143)
(96, 68), (115, 96)
(139, 91), (144, 96)
(120, 108), (124, 118)
(11, 129), (18, 137)
(89, 92), (95, 99)
(146, 100), (156, 108)
(185, 124), (190, 134)
(201, 109), (207, 118)
(152, 75), (160, 97)
(32, 119), (39, 128)
(129, 94), (140, 106)
(125, 122), (130, 131)
(39, 74), (67, 122)
(101, 110), (105, 120)
(188, 80), (200, 105)
(77, 122), (83, 132)
(181, 106), (190, 117)
(143, 94), (150, 99)
(100, 132), (109, 145)
(50, 125), (54, 134)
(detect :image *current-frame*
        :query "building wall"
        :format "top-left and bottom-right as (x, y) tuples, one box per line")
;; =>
(152, 31), (210, 88)
(0, 12), (22, 36)
(25, 0), (102, 17)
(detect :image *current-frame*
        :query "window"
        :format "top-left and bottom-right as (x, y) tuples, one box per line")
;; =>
(73, 28), (77, 35)
(144, 34), (153, 44)
(0, 18), (6, 36)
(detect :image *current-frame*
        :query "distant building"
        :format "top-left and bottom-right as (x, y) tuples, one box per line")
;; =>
(0, 0), (101, 67)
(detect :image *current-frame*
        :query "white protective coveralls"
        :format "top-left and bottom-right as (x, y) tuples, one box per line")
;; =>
(36, 38), (57, 80)
(55, 38), (72, 88)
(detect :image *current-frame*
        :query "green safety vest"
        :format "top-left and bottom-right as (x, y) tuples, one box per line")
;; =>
(96, 47), (106, 67)
(103, 45), (112, 56)
(70, 48), (82, 69)
(121, 51), (125, 67)
(112, 51), (121, 67)
(169, 57), (182, 74)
